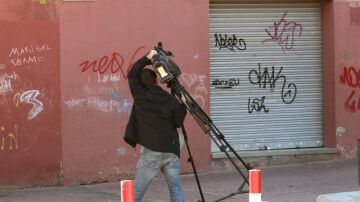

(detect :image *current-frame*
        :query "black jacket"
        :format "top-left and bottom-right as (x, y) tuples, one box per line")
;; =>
(124, 55), (187, 157)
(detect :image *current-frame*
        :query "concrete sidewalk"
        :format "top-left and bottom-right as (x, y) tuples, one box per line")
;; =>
(0, 159), (358, 202)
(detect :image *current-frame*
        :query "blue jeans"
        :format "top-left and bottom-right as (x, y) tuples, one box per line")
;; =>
(134, 147), (185, 202)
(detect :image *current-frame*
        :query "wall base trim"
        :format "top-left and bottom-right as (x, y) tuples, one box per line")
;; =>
(212, 148), (338, 158)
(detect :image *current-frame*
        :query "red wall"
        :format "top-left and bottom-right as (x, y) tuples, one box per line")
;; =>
(1, 0), (360, 186)
(333, 0), (360, 157)
(0, 1), (61, 185)
(56, 0), (211, 184)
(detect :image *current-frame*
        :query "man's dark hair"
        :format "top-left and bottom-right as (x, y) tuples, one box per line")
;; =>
(140, 68), (157, 86)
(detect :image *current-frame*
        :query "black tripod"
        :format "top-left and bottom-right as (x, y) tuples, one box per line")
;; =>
(168, 78), (251, 202)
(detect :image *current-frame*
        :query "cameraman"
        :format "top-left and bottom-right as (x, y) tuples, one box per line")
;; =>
(124, 49), (187, 202)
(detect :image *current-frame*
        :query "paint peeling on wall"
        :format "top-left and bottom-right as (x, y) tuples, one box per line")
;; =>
(34, 0), (50, 5)
(337, 144), (357, 158)
(349, 1), (360, 25)
(117, 147), (127, 156)
(336, 144), (346, 154)
(336, 126), (346, 136)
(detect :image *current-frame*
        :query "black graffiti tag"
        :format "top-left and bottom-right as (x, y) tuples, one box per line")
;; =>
(248, 96), (269, 113)
(249, 63), (297, 104)
(212, 78), (240, 87)
(214, 33), (246, 52)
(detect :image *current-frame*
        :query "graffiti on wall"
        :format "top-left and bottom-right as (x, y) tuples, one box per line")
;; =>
(0, 125), (19, 151)
(214, 33), (246, 52)
(0, 70), (46, 120)
(97, 72), (121, 83)
(2, 89), (46, 120)
(248, 96), (269, 113)
(64, 74), (132, 114)
(212, 78), (240, 88)
(18, 90), (44, 120)
(68, 47), (140, 115)
(0, 78), (46, 152)
(64, 95), (132, 114)
(108, 92), (132, 112)
(8, 44), (52, 68)
(74, 46), (150, 114)
(262, 11), (303, 53)
(340, 66), (360, 113)
(64, 72), (132, 114)
(80, 46), (146, 78)
(180, 73), (208, 108)
(248, 63), (297, 113)
(0, 71), (19, 93)
(0, 39), (55, 153)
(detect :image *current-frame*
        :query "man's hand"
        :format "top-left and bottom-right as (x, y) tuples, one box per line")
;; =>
(146, 49), (158, 61)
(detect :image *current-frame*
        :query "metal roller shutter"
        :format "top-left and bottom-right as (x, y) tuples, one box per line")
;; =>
(209, 0), (323, 152)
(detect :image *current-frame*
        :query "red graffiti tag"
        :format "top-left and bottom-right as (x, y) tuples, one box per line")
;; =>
(340, 66), (360, 112)
(344, 90), (360, 113)
(80, 46), (146, 79)
(340, 66), (360, 88)
(262, 11), (303, 53)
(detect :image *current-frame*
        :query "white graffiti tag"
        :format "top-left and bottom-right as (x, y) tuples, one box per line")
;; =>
(20, 90), (44, 120)
(181, 73), (208, 108)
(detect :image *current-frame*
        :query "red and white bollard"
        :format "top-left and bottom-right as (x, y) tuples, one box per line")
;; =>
(249, 169), (262, 202)
(120, 180), (134, 202)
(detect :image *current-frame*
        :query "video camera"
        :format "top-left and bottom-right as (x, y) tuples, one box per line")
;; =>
(152, 42), (181, 84)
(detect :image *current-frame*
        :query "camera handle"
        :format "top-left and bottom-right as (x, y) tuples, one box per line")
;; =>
(154, 42), (173, 57)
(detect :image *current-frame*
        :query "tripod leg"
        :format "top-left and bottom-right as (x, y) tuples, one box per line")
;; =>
(181, 125), (206, 202)
(173, 83), (249, 201)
